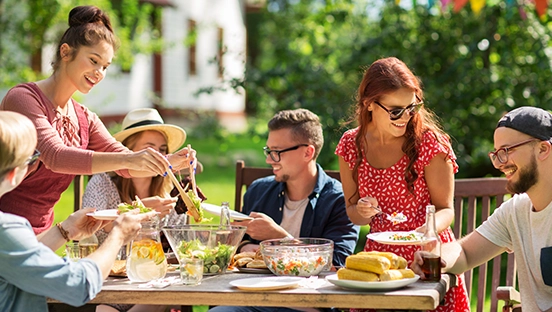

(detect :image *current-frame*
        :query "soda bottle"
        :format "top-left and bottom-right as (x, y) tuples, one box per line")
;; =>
(421, 205), (441, 282)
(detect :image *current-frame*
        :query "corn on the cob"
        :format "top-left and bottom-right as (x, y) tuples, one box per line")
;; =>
(337, 267), (380, 282)
(380, 269), (416, 281)
(357, 251), (402, 269)
(345, 254), (390, 274)
(397, 256), (408, 269)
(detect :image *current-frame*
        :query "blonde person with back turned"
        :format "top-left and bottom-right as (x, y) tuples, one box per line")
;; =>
(0, 111), (157, 312)
(0, 5), (195, 235)
(335, 57), (469, 311)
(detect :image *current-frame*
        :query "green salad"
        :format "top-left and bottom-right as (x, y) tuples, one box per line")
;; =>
(117, 198), (153, 214)
(176, 239), (235, 274)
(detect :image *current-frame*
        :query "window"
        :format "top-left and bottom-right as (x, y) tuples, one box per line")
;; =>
(217, 26), (224, 78)
(187, 19), (197, 76)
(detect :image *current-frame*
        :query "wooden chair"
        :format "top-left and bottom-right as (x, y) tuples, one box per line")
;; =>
(453, 177), (520, 312)
(234, 159), (340, 212)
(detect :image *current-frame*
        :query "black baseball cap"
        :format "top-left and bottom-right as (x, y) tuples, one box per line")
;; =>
(496, 106), (552, 141)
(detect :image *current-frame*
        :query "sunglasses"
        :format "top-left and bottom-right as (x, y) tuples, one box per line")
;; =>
(488, 139), (539, 164)
(26, 149), (41, 166)
(373, 97), (423, 121)
(263, 144), (308, 162)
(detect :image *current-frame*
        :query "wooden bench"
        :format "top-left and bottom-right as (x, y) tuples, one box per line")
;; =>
(453, 177), (520, 312)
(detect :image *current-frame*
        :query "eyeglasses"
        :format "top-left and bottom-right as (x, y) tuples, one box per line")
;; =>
(373, 99), (423, 121)
(26, 149), (41, 166)
(0, 149), (40, 179)
(263, 144), (308, 162)
(488, 139), (539, 164)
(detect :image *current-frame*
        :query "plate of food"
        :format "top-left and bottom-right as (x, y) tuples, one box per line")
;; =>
(366, 231), (423, 245)
(86, 209), (119, 220)
(325, 274), (419, 290)
(201, 203), (253, 220)
(229, 276), (304, 291)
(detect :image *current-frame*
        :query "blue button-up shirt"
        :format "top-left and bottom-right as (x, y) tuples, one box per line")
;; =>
(241, 164), (359, 266)
(0, 212), (103, 312)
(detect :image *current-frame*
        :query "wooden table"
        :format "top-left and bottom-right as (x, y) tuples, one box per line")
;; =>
(74, 271), (456, 311)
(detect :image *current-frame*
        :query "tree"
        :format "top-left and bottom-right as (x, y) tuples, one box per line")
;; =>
(244, 0), (552, 177)
(0, 0), (163, 87)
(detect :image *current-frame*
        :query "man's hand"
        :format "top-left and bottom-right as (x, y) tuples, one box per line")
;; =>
(63, 208), (110, 241)
(111, 209), (159, 245)
(411, 251), (446, 279)
(237, 212), (289, 241)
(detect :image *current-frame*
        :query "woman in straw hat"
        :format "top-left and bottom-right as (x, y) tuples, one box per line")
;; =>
(0, 5), (196, 235)
(84, 108), (187, 312)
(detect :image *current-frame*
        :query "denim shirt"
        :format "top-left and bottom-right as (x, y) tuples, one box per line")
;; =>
(0, 212), (103, 312)
(241, 164), (359, 266)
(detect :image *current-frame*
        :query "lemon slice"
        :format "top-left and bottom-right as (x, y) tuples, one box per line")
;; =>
(137, 246), (150, 258)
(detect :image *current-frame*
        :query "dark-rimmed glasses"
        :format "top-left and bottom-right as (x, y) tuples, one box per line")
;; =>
(26, 149), (41, 166)
(0, 149), (40, 178)
(488, 139), (539, 164)
(374, 98), (423, 121)
(263, 144), (308, 162)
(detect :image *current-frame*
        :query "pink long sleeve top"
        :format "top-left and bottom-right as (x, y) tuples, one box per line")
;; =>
(0, 83), (131, 234)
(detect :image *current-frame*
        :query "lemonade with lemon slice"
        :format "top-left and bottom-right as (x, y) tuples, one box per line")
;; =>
(127, 239), (168, 282)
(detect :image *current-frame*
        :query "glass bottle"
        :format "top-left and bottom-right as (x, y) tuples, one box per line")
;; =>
(421, 205), (441, 282)
(78, 233), (99, 258)
(126, 218), (168, 282)
(220, 201), (231, 227)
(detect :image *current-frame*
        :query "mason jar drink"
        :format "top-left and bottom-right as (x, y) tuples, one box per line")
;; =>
(127, 219), (168, 282)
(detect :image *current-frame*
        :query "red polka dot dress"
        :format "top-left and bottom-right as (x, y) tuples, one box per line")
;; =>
(336, 128), (470, 312)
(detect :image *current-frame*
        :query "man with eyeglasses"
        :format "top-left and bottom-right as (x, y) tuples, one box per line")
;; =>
(411, 106), (552, 311)
(210, 109), (358, 312)
(232, 109), (358, 267)
(0, 111), (157, 312)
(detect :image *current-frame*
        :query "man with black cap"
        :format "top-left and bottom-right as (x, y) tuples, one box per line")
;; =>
(411, 106), (552, 311)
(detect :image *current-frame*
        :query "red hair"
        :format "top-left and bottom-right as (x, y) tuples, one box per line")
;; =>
(351, 57), (451, 195)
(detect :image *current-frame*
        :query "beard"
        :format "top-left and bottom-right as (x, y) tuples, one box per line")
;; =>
(275, 174), (290, 183)
(506, 155), (538, 194)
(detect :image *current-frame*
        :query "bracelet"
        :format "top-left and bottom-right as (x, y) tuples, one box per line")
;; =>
(56, 222), (70, 242)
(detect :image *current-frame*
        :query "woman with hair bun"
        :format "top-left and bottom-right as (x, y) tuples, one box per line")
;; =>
(0, 6), (195, 235)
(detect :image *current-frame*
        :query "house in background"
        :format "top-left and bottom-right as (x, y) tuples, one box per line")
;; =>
(36, 0), (257, 131)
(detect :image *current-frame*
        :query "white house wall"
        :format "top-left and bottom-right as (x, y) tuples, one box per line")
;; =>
(162, 0), (246, 114)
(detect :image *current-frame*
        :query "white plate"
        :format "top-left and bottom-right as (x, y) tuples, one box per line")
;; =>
(201, 203), (253, 220)
(229, 276), (304, 291)
(86, 210), (119, 220)
(366, 231), (423, 245)
(325, 274), (419, 290)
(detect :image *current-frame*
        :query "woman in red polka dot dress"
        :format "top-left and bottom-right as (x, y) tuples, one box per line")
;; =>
(335, 57), (470, 312)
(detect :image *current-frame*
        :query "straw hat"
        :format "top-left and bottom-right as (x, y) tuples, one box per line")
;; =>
(113, 108), (186, 153)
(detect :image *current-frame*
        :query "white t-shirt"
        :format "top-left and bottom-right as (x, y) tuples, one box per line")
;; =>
(476, 193), (552, 311)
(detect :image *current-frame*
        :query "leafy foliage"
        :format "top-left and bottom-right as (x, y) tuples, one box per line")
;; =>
(244, 0), (552, 176)
(0, 0), (163, 86)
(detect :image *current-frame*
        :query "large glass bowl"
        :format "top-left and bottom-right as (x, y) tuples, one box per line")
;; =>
(163, 225), (246, 275)
(260, 238), (334, 277)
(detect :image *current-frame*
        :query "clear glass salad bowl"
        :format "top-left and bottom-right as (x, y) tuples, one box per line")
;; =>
(163, 225), (246, 275)
(260, 237), (334, 277)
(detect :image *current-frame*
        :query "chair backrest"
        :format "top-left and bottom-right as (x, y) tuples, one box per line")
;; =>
(73, 175), (85, 212)
(453, 177), (516, 312)
(234, 160), (340, 212)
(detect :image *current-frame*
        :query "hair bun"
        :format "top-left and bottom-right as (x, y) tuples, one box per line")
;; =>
(68, 5), (113, 32)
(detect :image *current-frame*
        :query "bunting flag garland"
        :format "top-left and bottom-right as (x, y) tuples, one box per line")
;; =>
(453, 0), (470, 11)
(437, 0), (549, 17)
(534, 0), (548, 17)
(470, 0), (487, 14)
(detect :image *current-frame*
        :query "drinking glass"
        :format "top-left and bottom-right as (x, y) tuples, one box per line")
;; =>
(65, 243), (81, 262)
(180, 258), (203, 285)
